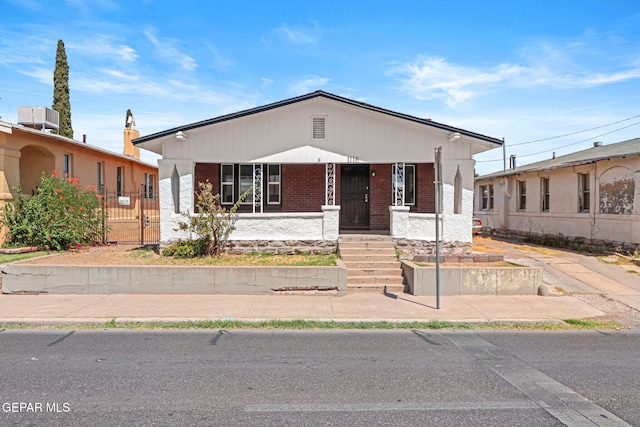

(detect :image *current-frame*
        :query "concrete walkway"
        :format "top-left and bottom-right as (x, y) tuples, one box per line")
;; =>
(1, 237), (639, 326)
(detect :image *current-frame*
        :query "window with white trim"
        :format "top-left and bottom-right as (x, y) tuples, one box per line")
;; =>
(517, 180), (526, 211)
(541, 177), (550, 212)
(479, 184), (494, 210)
(63, 153), (72, 177)
(144, 173), (155, 200)
(97, 161), (104, 191)
(578, 173), (590, 213)
(405, 164), (416, 205)
(221, 164), (281, 205)
(239, 164), (254, 205)
(116, 166), (124, 196)
(221, 164), (234, 204)
(267, 164), (281, 204)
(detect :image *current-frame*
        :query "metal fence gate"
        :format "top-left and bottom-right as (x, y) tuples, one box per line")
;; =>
(102, 189), (160, 245)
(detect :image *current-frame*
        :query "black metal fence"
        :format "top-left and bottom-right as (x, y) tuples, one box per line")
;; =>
(102, 189), (160, 245)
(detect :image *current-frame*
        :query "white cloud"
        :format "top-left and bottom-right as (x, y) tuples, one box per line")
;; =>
(390, 56), (525, 107)
(290, 76), (330, 95)
(277, 23), (319, 45)
(144, 29), (197, 71)
(68, 37), (138, 62)
(391, 49), (640, 107)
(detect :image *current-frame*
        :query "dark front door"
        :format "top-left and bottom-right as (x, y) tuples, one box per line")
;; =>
(340, 165), (370, 229)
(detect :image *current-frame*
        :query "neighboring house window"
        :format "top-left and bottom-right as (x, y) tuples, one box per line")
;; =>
(221, 164), (281, 205)
(311, 116), (326, 140)
(541, 177), (550, 212)
(480, 184), (494, 210)
(578, 173), (590, 213)
(97, 161), (104, 191)
(517, 180), (527, 211)
(221, 164), (234, 204)
(144, 173), (155, 200)
(267, 164), (281, 204)
(116, 166), (124, 196)
(63, 153), (72, 177)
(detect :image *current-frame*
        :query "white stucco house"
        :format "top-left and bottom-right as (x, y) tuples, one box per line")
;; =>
(133, 91), (502, 254)
(474, 138), (640, 251)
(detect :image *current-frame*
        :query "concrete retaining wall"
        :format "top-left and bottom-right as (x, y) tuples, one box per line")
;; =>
(1, 261), (348, 295)
(401, 261), (542, 296)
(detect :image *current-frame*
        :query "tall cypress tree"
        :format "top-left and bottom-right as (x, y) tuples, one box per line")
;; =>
(52, 39), (73, 138)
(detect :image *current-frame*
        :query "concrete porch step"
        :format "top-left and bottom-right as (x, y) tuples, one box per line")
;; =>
(347, 275), (405, 285)
(347, 268), (403, 277)
(338, 242), (395, 249)
(339, 247), (397, 255)
(342, 261), (401, 270)
(338, 235), (394, 243)
(347, 284), (406, 293)
(340, 254), (399, 263)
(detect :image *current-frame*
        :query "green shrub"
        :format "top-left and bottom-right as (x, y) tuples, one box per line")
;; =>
(0, 171), (106, 250)
(162, 238), (209, 258)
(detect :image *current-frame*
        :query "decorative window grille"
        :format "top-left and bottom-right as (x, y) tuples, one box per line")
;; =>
(253, 164), (263, 213)
(326, 163), (335, 205)
(393, 163), (405, 206)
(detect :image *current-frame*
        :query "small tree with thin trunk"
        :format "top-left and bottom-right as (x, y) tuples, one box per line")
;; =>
(171, 181), (249, 256)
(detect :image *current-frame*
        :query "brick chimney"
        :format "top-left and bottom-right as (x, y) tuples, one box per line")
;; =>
(123, 116), (140, 160)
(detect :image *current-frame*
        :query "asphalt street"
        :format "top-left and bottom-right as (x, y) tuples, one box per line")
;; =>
(1, 329), (638, 426)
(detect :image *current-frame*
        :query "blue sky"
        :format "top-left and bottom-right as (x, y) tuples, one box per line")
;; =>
(1, 0), (640, 174)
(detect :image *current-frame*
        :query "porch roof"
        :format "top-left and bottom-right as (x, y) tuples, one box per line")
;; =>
(249, 145), (363, 164)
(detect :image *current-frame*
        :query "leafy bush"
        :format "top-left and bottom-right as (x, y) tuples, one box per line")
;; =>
(0, 171), (106, 250)
(161, 238), (209, 259)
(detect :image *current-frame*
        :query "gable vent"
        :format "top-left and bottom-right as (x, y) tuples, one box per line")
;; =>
(312, 116), (326, 140)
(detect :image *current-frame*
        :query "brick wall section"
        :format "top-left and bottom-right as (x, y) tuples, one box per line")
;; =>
(193, 162), (435, 218)
(416, 163), (435, 213)
(370, 164), (391, 230)
(194, 163), (220, 206)
(281, 164), (325, 212)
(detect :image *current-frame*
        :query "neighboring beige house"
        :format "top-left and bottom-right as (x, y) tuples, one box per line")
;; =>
(474, 138), (640, 251)
(0, 107), (158, 244)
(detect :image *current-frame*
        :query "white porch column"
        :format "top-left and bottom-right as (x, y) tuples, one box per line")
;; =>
(321, 205), (340, 240)
(389, 205), (410, 238)
(158, 159), (193, 246)
(393, 162), (405, 206)
(253, 164), (263, 213)
(325, 163), (336, 205)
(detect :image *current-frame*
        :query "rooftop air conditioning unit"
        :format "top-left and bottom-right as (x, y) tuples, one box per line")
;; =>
(17, 106), (60, 131)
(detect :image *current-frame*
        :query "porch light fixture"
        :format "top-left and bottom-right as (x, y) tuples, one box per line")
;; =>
(448, 132), (461, 142)
(175, 131), (188, 140)
(371, 170), (376, 177)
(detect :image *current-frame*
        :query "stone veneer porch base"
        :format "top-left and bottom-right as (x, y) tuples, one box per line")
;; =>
(225, 240), (338, 255)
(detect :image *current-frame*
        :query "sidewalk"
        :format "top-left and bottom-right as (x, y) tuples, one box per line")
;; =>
(1, 237), (639, 326)
(0, 292), (605, 325)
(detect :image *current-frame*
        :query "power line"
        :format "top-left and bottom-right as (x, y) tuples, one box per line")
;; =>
(476, 119), (640, 163)
(508, 113), (640, 147)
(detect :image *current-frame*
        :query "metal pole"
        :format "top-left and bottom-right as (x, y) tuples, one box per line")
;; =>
(434, 147), (442, 310)
(502, 138), (506, 172)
